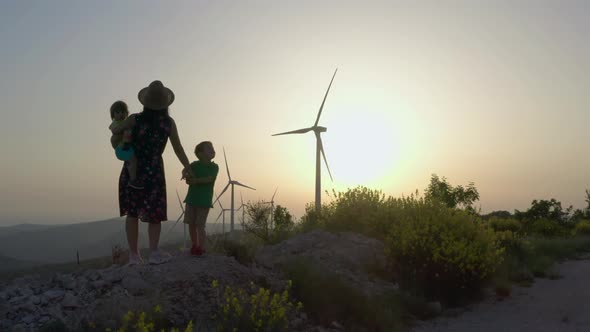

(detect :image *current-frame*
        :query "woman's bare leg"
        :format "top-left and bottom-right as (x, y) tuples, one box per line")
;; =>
(148, 222), (161, 251)
(126, 216), (139, 255)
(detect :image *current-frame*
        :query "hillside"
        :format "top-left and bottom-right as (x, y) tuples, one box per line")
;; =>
(0, 223), (57, 237)
(0, 218), (228, 265)
(0, 254), (40, 272)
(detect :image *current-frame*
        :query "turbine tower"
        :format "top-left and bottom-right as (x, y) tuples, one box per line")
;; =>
(261, 187), (278, 229)
(212, 147), (255, 238)
(215, 200), (232, 235)
(272, 69), (337, 213)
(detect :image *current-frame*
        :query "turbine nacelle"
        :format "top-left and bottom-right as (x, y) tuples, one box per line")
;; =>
(314, 126), (327, 133)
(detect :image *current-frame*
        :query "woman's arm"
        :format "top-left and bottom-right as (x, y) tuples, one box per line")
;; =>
(169, 117), (192, 171)
(111, 114), (137, 134)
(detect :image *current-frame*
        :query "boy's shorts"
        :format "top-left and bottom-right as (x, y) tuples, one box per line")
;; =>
(184, 205), (210, 227)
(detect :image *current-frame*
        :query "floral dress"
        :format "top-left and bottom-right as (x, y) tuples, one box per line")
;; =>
(119, 113), (171, 223)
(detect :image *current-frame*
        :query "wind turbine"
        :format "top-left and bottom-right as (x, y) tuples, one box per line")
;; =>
(272, 69), (337, 213)
(212, 147), (256, 238)
(215, 199), (232, 235)
(261, 187), (278, 229)
(237, 192), (246, 224)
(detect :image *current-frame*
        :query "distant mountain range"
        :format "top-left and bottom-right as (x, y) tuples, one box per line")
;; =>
(0, 218), (227, 270)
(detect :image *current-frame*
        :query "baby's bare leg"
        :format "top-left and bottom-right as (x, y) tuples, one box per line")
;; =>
(127, 156), (137, 181)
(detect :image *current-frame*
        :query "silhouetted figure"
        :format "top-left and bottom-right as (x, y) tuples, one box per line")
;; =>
(183, 141), (219, 256)
(109, 100), (142, 189)
(111, 80), (192, 265)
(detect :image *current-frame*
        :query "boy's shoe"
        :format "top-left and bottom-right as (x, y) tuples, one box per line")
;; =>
(127, 253), (144, 266)
(149, 250), (171, 265)
(128, 180), (144, 190)
(190, 245), (205, 256)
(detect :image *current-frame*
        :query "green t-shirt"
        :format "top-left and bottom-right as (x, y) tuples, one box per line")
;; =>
(185, 160), (219, 208)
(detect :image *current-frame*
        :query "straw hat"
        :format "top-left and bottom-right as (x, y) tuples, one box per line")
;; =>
(138, 80), (175, 110)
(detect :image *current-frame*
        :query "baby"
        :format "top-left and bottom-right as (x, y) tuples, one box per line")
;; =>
(109, 101), (142, 189)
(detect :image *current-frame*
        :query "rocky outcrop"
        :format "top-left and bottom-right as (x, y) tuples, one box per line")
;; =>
(1, 230), (394, 331)
(1, 254), (288, 331)
(255, 230), (397, 298)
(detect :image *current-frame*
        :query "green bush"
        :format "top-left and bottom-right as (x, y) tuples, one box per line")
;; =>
(282, 257), (404, 331)
(528, 218), (568, 237)
(573, 220), (590, 236)
(212, 279), (301, 332)
(297, 187), (398, 240)
(488, 217), (522, 234)
(494, 230), (525, 252)
(385, 197), (503, 302)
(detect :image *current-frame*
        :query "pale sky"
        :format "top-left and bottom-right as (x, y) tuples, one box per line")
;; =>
(1, 1), (589, 225)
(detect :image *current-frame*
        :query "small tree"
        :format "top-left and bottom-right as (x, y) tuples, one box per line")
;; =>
(241, 201), (294, 244)
(242, 200), (272, 243)
(271, 205), (295, 242)
(424, 174), (479, 211)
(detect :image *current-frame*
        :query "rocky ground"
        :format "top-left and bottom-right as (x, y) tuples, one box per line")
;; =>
(413, 259), (590, 332)
(0, 230), (395, 331)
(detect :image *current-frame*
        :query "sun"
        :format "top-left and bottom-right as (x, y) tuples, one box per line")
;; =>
(322, 109), (402, 189)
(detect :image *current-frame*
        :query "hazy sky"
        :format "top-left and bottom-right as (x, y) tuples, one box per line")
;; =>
(1, 1), (589, 225)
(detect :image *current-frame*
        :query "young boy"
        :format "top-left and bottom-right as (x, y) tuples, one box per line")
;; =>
(184, 141), (219, 256)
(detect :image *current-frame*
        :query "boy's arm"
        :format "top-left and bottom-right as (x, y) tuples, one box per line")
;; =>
(185, 165), (218, 185)
(186, 176), (216, 185)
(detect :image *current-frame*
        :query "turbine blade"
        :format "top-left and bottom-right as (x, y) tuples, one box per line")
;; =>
(272, 127), (313, 136)
(271, 187), (278, 202)
(240, 192), (244, 206)
(176, 189), (185, 213)
(215, 210), (223, 222)
(314, 68), (338, 127)
(318, 137), (334, 181)
(212, 183), (230, 207)
(234, 181), (256, 190)
(223, 147), (231, 180)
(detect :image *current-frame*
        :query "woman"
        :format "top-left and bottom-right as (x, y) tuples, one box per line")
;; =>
(111, 80), (192, 265)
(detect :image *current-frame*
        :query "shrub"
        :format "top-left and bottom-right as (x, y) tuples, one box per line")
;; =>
(212, 279), (301, 332)
(488, 217), (522, 234)
(281, 257), (404, 330)
(385, 197), (503, 303)
(494, 230), (524, 252)
(219, 238), (257, 265)
(528, 218), (568, 237)
(573, 220), (590, 236)
(242, 202), (296, 244)
(297, 187), (394, 240)
(107, 306), (192, 331)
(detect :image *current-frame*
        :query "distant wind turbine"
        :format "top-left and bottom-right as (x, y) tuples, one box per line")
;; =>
(261, 187), (278, 229)
(272, 69), (337, 213)
(215, 199), (232, 236)
(237, 192), (246, 224)
(212, 147), (256, 238)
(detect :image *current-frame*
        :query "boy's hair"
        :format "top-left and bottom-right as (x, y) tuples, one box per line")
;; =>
(195, 141), (213, 157)
(110, 100), (129, 120)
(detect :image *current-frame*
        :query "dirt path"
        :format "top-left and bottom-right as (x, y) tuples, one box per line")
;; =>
(413, 260), (590, 332)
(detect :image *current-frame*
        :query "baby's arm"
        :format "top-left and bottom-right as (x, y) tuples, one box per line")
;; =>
(111, 114), (136, 134)
(110, 134), (123, 149)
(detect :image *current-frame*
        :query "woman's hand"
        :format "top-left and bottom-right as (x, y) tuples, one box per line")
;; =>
(181, 166), (195, 181)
